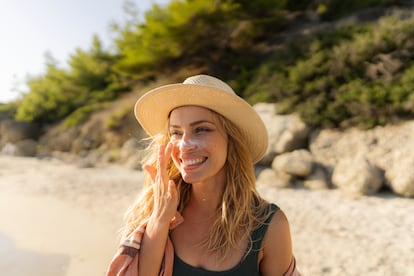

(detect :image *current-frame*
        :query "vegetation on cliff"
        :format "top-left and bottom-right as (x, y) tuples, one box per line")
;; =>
(1, 0), (413, 129)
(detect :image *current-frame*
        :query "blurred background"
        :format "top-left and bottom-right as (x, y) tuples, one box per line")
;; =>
(0, 1), (413, 275)
(0, 0), (169, 104)
(1, 0), (414, 130)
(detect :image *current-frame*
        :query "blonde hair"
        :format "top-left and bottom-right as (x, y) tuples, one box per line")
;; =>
(122, 109), (270, 260)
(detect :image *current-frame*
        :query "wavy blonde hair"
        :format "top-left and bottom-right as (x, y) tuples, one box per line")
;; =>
(122, 109), (270, 260)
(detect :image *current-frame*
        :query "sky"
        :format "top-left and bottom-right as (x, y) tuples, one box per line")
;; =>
(0, 0), (170, 104)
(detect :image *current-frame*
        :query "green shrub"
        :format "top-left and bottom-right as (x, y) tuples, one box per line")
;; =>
(0, 102), (18, 119)
(63, 103), (108, 128)
(15, 64), (74, 122)
(15, 36), (126, 124)
(13, 0), (414, 130)
(245, 12), (414, 128)
(317, 0), (394, 21)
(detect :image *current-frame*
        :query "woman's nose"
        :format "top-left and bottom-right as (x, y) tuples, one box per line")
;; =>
(178, 134), (197, 151)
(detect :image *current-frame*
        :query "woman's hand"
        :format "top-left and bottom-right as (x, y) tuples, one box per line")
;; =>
(143, 142), (179, 224)
(137, 142), (179, 276)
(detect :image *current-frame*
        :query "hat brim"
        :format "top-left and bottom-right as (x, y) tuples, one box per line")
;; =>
(134, 83), (268, 163)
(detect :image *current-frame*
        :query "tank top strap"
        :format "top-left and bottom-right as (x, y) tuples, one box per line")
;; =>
(251, 203), (280, 251)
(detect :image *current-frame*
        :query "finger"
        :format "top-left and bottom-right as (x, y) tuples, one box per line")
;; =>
(160, 142), (173, 172)
(158, 144), (171, 189)
(165, 141), (174, 156)
(143, 164), (156, 182)
(144, 163), (161, 205)
(157, 144), (165, 172)
(167, 180), (178, 202)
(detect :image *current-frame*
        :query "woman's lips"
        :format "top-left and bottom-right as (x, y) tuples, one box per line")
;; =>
(180, 157), (207, 168)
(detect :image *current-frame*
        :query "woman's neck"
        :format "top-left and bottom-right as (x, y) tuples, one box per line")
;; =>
(188, 165), (226, 214)
(190, 183), (223, 213)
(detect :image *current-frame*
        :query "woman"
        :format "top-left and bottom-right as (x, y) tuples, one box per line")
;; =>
(107, 75), (299, 275)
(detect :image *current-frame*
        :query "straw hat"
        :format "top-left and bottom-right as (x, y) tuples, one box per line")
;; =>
(134, 74), (268, 163)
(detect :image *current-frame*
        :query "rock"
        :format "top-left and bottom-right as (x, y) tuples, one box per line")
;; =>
(39, 127), (79, 152)
(332, 155), (383, 196)
(384, 152), (414, 197)
(0, 120), (40, 144)
(118, 138), (146, 170)
(120, 138), (142, 162)
(259, 151), (277, 166)
(310, 121), (414, 170)
(273, 114), (310, 153)
(1, 140), (38, 156)
(1, 143), (17, 155)
(124, 154), (143, 170)
(272, 149), (314, 177)
(255, 103), (310, 164)
(304, 164), (330, 190)
(72, 121), (104, 153)
(257, 168), (293, 188)
(309, 128), (372, 172)
(77, 158), (95, 168)
(310, 121), (414, 197)
(15, 139), (38, 156)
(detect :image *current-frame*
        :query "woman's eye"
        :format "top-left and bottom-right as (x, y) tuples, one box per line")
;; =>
(195, 127), (211, 133)
(169, 130), (182, 137)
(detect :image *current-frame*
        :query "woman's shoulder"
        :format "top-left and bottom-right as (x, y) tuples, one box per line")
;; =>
(259, 205), (293, 275)
(267, 205), (288, 230)
(261, 203), (290, 247)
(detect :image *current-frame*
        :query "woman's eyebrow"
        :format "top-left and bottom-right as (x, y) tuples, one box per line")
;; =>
(170, 120), (214, 128)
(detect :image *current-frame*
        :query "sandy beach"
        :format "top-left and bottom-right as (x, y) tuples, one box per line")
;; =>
(0, 155), (413, 276)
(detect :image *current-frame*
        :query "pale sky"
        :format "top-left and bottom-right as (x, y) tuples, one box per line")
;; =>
(0, 0), (170, 103)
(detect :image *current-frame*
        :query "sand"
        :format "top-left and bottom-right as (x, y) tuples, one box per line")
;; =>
(0, 155), (413, 275)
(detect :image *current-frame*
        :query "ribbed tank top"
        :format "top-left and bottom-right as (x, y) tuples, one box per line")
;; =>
(172, 203), (279, 276)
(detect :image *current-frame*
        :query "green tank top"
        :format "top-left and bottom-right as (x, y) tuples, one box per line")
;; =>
(172, 203), (279, 276)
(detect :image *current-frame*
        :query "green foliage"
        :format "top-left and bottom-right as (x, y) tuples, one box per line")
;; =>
(15, 61), (73, 122)
(0, 101), (18, 120)
(69, 37), (116, 93)
(245, 12), (414, 128)
(284, 0), (401, 20)
(229, 0), (287, 14)
(13, 0), (414, 130)
(316, 0), (398, 21)
(112, 0), (292, 79)
(113, 0), (239, 77)
(63, 102), (108, 127)
(15, 36), (126, 124)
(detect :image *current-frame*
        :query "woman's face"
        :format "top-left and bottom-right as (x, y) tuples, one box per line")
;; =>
(169, 106), (228, 184)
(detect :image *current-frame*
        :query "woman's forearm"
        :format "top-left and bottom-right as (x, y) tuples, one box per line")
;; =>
(138, 216), (171, 276)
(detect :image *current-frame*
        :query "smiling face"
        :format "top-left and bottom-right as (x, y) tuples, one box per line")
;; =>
(169, 106), (228, 185)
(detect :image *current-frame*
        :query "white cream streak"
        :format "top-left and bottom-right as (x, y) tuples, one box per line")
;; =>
(170, 137), (205, 149)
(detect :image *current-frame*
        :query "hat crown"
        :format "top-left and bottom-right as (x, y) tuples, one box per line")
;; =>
(183, 75), (235, 95)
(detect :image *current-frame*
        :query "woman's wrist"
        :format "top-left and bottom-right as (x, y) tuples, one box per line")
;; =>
(147, 213), (171, 234)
